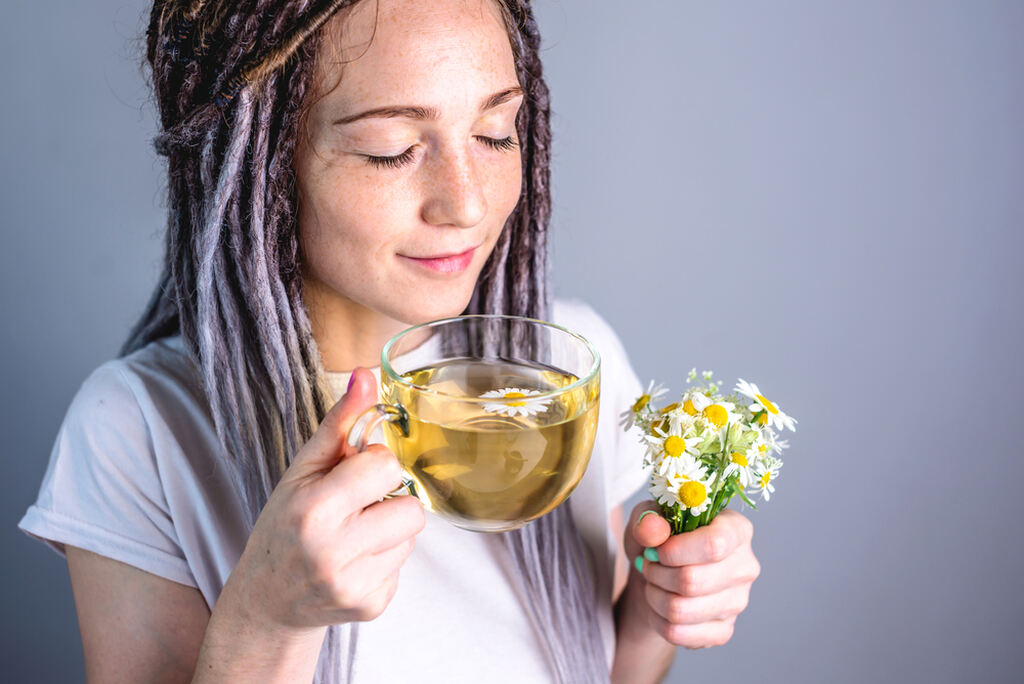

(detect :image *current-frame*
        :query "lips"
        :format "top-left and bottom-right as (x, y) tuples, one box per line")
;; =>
(399, 245), (478, 274)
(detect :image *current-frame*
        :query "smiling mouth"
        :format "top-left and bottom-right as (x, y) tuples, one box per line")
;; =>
(399, 246), (478, 274)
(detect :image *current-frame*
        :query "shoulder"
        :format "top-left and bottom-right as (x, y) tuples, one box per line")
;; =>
(73, 336), (209, 432)
(551, 299), (627, 362)
(53, 336), (219, 501)
(551, 298), (636, 391)
(19, 337), (215, 588)
(56, 335), (209, 470)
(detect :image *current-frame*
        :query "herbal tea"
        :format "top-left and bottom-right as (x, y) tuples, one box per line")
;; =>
(382, 358), (600, 532)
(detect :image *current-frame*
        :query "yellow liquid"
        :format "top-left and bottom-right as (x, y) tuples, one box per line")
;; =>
(382, 358), (600, 532)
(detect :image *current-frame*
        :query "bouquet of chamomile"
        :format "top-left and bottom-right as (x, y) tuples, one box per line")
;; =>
(621, 369), (797, 534)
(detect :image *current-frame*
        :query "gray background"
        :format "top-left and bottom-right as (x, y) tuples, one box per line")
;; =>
(2, 0), (1022, 681)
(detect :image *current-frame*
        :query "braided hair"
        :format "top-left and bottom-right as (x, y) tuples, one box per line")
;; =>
(127, 2), (608, 682)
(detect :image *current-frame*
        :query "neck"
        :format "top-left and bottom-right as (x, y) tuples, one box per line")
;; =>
(302, 278), (407, 373)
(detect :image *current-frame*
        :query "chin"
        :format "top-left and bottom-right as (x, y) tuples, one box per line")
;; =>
(390, 288), (477, 327)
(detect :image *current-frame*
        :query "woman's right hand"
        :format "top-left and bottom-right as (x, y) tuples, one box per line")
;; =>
(211, 366), (425, 636)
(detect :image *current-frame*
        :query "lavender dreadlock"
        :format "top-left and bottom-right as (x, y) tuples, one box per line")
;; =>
(125, 1), (609, 682)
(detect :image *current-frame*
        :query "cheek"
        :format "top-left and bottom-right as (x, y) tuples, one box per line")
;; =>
(298, 169), (410, 265)
(489, 155), (524, 222)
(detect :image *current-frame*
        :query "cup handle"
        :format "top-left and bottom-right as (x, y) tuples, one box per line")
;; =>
(347, 403), (417, 499)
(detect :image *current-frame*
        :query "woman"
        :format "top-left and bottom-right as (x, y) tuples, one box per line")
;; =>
(19, 0), (760, 681)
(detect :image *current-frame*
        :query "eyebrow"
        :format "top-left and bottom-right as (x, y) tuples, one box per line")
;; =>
(332, 86), (524, 126)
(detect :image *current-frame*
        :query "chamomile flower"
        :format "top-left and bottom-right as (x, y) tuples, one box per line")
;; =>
(651, 402), (695, 437)
(751, 458), (782, 501)
(735, 379), (797, 432)
(649, 472), (686, 507)
(750, 433), (774, 465)
(623, 373), (796, 534)
(676, 469), (714, 516)
(649, 467), (713, 516)
(724, 447), (757, 488)
(655, 435), (702, 479)
(620, 380), (667, 430)
(480, 387), (549, 418)
(680, 388), (703, 418)
(688, 392), (740, 430)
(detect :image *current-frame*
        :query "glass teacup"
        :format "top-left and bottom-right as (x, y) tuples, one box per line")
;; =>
(348, 315), (601, 533)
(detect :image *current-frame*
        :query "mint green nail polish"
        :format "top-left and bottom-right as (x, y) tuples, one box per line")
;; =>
(637, 510), (658, 524)
(644, 547), (659, 563)
(633, 555), (644, 573)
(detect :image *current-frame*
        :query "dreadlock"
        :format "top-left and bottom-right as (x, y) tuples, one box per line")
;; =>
(126, 2), (609, 682)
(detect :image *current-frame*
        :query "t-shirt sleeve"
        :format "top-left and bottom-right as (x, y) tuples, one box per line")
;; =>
(18, 361), (197, 588)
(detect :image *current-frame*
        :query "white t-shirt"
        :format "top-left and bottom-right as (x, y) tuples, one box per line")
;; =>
(19, 298), (648, 681)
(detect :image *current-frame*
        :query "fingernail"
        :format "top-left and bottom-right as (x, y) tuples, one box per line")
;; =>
(633, 555), (644, 573)
(643, 547), (659, 563)
(637, 510), (658, 527)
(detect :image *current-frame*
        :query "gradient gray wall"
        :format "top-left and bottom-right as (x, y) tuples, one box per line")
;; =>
(2, 1), (1021, 681)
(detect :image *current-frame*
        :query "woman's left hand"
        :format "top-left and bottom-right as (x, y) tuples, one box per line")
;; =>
(624, 503), (761, 650)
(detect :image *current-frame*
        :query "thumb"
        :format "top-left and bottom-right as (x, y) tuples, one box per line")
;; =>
(286, 367), (379, 479)
(625, 501), (672, 564)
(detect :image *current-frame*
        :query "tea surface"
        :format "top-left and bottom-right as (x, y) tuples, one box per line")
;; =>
(383, 358), (599, 532)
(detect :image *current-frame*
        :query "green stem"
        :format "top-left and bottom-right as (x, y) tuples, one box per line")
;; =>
(683, 511), (700, 532)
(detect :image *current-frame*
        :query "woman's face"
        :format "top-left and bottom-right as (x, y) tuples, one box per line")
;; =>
(295, 0), (523, 361)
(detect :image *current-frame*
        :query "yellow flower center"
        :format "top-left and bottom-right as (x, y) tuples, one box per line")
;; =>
(756, 412), (768, 425)
(632, 394), (650, 412)
(760, 472), (771, 488)
(682, 399), (698, 416)
(758, 444), (769, 454)
(756, 394), (779, 414)
(679, 481), (707, 508)
(702, 404), (728, 428)
(664, 436), (686, 457)
(730, 452), (748, 467)
(504, 391), (527, 407)
(660, 402), (679, 414)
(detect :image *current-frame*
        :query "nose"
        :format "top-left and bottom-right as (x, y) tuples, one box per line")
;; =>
(420, 147), (488, 228)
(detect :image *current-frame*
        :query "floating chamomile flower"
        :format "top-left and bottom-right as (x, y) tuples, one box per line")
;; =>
(480, 387), (549, 418)
(735, 379), (797, 432)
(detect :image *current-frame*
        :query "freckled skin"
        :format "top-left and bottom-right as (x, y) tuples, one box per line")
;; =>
(294, 0), (524, 371)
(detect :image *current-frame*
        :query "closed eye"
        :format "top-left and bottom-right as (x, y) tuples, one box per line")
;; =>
(362, 136), (518, 169)
(478, 135), (518, 152)
(363, 146), (417, 169)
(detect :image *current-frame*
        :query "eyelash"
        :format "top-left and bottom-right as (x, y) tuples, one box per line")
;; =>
(362, 136), (519, 169)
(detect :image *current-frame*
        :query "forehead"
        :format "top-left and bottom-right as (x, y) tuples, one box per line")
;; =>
(313, 0), (518, 111)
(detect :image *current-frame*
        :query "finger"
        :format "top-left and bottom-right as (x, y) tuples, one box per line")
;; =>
(288, 367), (379, 478)
(321, 443), (406, 516)
(653, 509), (752, 567)
(648, 612), (736, 650)
(330, 538), (417, 619)
(345, 494), (426, 556)
(626, 502), (671, 562)
(343, 569), (403, 623)
(644, 581), (750, 626)
(643, 544), (760, 597)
